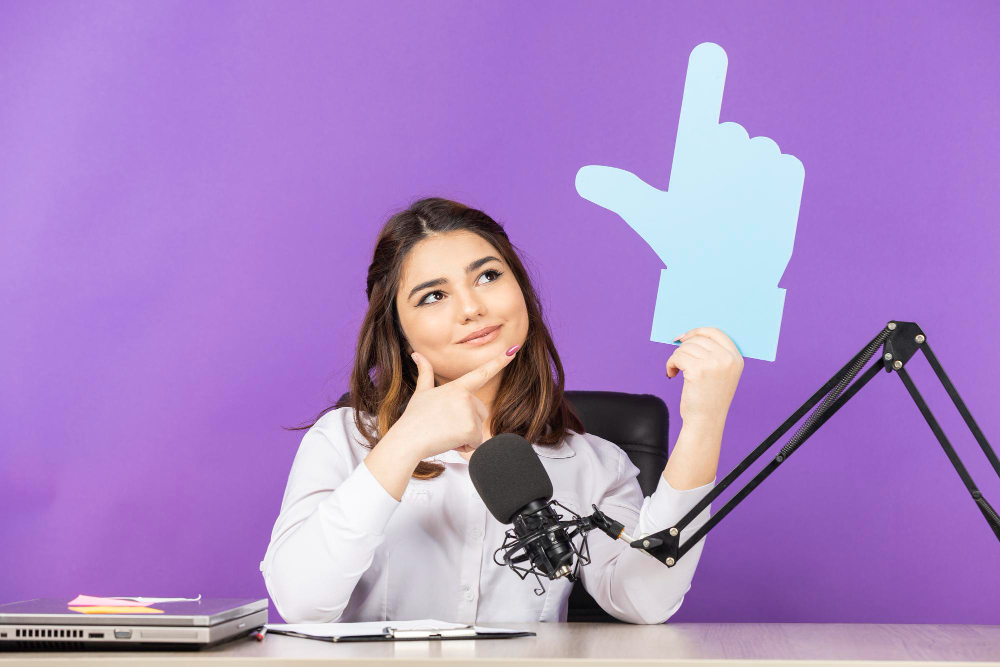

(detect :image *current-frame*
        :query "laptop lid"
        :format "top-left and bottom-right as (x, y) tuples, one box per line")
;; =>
(0, 597), (267, 626)
(0, 598), (268, 649)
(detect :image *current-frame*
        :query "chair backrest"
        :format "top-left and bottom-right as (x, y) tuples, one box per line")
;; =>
(334, 389), (671, 622)
(563, 390), (669, 497)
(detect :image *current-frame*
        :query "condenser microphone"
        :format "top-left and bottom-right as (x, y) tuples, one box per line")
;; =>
(468, 434), (577, 580)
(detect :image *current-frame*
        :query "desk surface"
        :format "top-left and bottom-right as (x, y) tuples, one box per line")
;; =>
(2, 622), (1000, 666)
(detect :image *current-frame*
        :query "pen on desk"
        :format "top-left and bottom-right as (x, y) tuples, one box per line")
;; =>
(251, 627), (267, 641)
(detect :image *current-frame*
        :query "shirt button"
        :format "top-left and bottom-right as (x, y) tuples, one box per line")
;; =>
(463, 590), (475, 602)
(471, 528), (482, 539)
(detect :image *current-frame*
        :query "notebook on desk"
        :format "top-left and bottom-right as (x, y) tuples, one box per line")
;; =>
(266, 618), (535, 642)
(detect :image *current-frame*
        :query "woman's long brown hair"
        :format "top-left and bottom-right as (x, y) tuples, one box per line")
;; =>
(285, 197), (584, 479)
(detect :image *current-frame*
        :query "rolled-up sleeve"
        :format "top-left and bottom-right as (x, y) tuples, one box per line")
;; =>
(581, 449), (715, 624)
(260, 425), (401, 623)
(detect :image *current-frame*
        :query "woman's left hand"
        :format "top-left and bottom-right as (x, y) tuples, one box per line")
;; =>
(666, 327), (745, 426)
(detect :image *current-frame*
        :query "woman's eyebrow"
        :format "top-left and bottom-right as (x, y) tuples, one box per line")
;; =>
(406, 256), (501, 302)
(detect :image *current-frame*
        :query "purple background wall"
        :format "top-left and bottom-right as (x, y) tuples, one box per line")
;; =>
(2, 1), (998, 623)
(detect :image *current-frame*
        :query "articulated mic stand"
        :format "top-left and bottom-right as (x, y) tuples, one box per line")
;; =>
(636, 320), (1000, 567)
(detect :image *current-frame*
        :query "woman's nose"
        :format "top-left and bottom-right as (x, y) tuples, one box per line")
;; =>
(457, 289), (486, 317)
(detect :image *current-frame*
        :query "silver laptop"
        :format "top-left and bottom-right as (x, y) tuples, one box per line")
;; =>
(0, 597), (268, 650)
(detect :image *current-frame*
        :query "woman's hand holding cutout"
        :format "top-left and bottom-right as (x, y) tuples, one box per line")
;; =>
(666, 326), (744, 426)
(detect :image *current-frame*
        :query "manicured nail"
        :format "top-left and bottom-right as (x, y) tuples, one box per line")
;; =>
(673, 333), (684, 342)
(506, 344), (520, 356)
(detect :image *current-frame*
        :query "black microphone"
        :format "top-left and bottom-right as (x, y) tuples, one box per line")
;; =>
(468, 434), (578, 581)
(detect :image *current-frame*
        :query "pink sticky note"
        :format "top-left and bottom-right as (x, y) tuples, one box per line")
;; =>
(68, 594), (148, 607)
(68, 606), (163, 614)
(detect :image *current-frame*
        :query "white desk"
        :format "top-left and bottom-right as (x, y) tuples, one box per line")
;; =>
(2, 622), (1000, 665)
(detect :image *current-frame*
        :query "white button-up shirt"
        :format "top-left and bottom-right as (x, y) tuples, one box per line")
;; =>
(260, 406), (715, 625)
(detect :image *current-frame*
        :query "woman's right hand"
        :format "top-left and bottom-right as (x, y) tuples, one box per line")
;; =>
(386, 345), (520, 462)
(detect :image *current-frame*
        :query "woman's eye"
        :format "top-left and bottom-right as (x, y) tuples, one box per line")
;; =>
(478, 269), (503, 285)
(418, 269), (504, 306)
(421, 291), (443, 306)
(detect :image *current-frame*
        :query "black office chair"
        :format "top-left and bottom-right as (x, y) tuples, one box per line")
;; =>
(561, 390), (670, 622)
(335, 389), (670, 623)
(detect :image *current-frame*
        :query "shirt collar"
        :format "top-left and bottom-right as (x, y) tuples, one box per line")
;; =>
(426, 440), (576, 465)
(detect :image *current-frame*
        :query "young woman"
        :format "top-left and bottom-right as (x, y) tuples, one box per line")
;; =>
(260, 197), (743, 625)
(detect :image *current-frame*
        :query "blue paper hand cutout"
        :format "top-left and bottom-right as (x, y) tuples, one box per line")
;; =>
(575, 42), (805, 361)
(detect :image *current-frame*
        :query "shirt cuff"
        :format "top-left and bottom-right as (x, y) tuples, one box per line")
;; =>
(327, 459), (401, 536)
(643, 473), (716, 534)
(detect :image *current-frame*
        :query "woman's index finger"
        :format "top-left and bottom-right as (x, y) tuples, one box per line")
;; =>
(455, 347), (516, 392)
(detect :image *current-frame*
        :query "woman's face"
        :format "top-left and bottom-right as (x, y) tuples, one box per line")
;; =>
(396, 231), (529, 385)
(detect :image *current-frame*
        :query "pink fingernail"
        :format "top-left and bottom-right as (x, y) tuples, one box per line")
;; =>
(506, 344), (520, 356)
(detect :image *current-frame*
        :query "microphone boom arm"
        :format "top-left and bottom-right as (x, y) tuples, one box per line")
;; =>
(635, 320), (1000, 567)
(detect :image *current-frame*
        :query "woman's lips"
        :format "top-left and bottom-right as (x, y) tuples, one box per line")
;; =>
(460, 325), (501, 346)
